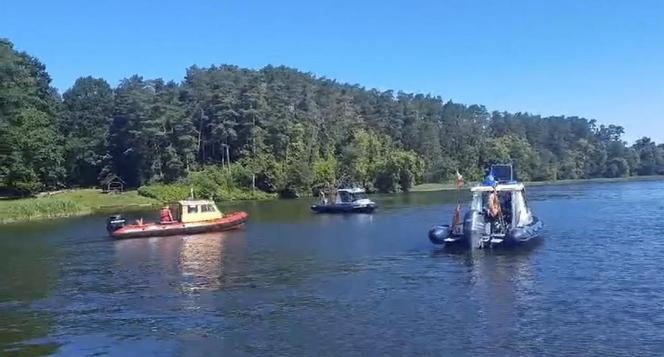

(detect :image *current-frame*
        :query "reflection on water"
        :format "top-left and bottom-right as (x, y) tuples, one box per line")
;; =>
(430, 241), (544, 351)
(180, 234), (227, 292)
(114, 231), (248, 293)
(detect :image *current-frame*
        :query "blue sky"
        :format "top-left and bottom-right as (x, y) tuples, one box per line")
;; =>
(2, 0), (663, 143)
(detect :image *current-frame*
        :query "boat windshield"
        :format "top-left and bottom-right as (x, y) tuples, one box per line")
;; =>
(352, 192), (367, 200)
(513, 190), (533, 227)
(338, 191), (353, 203)
(471, 192), (483, 211)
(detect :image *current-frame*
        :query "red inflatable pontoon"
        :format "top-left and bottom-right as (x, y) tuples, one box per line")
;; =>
(110, 211), (248, 239)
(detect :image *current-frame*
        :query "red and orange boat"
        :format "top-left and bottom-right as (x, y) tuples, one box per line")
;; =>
(106, 200), (248, 239)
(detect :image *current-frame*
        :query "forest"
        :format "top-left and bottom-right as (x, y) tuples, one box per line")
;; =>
(2, 38), (664, 199)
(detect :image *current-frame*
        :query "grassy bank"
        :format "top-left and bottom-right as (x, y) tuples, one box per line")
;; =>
(0, 185), (274, 224)
(411, 175), (664, 192)
(0, 189), (159, 224)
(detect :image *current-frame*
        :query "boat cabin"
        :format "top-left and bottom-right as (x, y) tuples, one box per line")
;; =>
(428, 164), (541, 247)
(469, 183), (534, 228)
(168, 200), (223, 223)
(337, 188), (368, 203)
(470, 164), (534, 229)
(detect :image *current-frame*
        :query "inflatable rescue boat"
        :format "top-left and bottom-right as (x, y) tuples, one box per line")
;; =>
(107, 200), (248, 239)
(429, 165), (543, 248)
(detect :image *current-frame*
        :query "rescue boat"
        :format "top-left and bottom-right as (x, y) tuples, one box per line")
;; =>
(310, 187), (377, 214)
(106, 199), (248, 239)
(429, 164), (543, 248)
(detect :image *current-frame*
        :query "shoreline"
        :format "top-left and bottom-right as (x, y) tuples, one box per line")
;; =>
(2, 176), (663, 224)
(410, 175), (664, 192)
(0, 203), (162, 224)
(0, 189), (161, 225)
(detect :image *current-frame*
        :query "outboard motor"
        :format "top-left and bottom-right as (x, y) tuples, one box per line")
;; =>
(106, 215), (126, 233)
(463, 210), (485, 248)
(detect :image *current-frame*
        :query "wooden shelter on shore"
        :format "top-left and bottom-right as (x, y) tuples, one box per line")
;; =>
(100, 174), (125, 193)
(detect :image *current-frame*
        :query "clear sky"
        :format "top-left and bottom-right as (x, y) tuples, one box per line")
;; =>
(2, 0), (663, 143)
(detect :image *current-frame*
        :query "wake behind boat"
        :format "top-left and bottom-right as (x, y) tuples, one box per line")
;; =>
(106, 199), (248, 239)
(311, 187), (377, 214)
(429, 164), (543, 248)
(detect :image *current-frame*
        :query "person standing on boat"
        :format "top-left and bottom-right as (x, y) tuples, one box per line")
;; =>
(488, 188), (501, 219)
(487, 187), (502, 231)
(160, 205), (174, 223)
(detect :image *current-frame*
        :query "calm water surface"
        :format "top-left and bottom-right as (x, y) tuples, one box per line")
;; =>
(2, 181), (664, 356)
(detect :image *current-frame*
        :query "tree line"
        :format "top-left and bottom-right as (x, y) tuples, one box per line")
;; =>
(1, 38), (663, 197)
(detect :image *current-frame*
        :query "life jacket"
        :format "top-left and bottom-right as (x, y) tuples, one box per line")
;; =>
(488, 192), (501, 218)
(160, 208), (173, 222)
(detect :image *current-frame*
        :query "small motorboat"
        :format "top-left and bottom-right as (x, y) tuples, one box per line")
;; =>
(311, 187), (377, 214)
(429, 164), (543, 248)
(106, 199), (248, 239)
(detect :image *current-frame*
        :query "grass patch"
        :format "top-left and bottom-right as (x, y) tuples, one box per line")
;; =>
(0, 189), (159, 223)
(58, 189), (158, 209)
(0, 197), (88, 223)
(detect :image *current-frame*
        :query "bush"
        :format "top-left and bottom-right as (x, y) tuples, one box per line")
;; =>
(373, 151), (424, 193)
(137, 184), (191, 202)
(137, 166), (276, 202)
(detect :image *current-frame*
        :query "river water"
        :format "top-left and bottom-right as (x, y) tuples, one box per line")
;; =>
(1, 180), (664, 356)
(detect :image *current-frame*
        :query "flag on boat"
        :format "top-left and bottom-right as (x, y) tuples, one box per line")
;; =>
(455, 170), (464, 189)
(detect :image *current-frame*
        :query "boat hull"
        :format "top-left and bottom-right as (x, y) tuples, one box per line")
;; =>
(110, 211), (248, 239)
(310, 203), (377, 214)
(428, 224), (466, 245)
(507, 216), (543, 244)
(429, 213), (543, 247)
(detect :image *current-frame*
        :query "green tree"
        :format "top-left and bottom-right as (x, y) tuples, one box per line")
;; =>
(151, 80), (196, 182)
(0, 39), (64, 194)
(107, 76), (155, 187)
(61, 77), (114, 186)
(482, 135), (537, 181)
(4, 37), (662, 196)
(632, 137), (661, 175)
(605, 157), (630, 178)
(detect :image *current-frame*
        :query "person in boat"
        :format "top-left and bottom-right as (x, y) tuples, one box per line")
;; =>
(331, 188), (339, 204)
(487, 186), (504, 233)
(160, 205), (174, 223)
(488, 187), (501, 218)
(319, 190), (328, 205)
(499, 190), (513, 226)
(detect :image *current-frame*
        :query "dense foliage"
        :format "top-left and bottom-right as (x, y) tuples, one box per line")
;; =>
(1, 38), (663, 197)
(137, 166), (275, 202)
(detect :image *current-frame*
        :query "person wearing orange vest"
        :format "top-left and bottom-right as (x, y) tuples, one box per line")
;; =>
(488, 188), (501, 219)
(160, 205), (174, 223)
